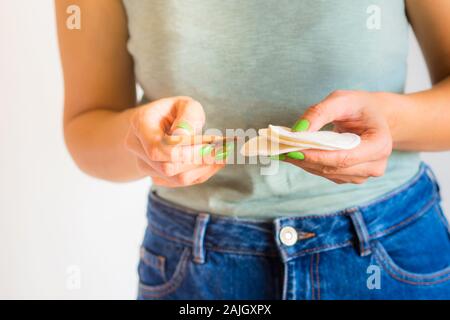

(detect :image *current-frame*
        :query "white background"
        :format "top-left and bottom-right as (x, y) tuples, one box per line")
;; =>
(0, 0), (449, 299)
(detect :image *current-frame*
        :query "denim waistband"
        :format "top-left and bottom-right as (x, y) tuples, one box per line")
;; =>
(146, 163), (440, 263)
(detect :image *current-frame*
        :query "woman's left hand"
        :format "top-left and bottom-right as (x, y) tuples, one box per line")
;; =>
(282, 90), (393, 184)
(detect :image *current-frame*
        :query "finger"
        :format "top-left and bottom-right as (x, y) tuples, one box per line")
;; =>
(128, 124), (220, 186)
(285, 158), (387, 178)
(136, 159), (198, 188)
(292, 165), (346, 183)
(174, 164), (224, 186)
(323, 174), (368, 184)
(292, 91), (363, 132)
(299, 131), (391, 168)
(125, 130), (155, 164)
(151, 162), (202, 177)
(128, 129), (207, 166)
(193, 165), (224, 184)
(132, 97), (205, 151)
(169, 97), (205, 136)
(283, 158), (360, 177)
(150, 139), (235, 164)
(152, 177), (182, 188)
(203, 141), (235, 165)
(320, 159), (387, 178)
(148, 143), (222, 164)
(126, 133), (187, 181)
(297, 165), (368, 185)
(132, 97), (190, 133)
(136, 158), (176, 183)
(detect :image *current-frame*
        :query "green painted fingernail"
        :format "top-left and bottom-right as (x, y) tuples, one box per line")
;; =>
(200, 145), (214, 157)
(270, 154), (286, 161)
(292, 119), (310, 132)
(215, 151), (229, 161)
(214, 141), (235, 161)
(225, 142), (235, 152)
(287, 151), (305, 160)
(176, 121), (193, 133)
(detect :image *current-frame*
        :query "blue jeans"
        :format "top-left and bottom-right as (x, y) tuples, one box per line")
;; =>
(138, 163), (450, 300)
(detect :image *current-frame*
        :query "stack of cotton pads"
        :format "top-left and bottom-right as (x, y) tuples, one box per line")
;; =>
(240, 125), (361, 157)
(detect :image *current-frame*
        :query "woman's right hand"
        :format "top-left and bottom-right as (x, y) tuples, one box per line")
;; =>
(125, 97), (227, 187)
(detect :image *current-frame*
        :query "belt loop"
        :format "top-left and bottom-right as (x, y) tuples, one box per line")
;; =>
(192, 213), (210, 264)
(424, 163), (441, 195)
(349, 209), (372, 257)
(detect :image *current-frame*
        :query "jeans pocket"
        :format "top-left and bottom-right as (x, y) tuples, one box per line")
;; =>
(139, 247), (191, 299)
(140, 247), (167, 282)
(372, 202), (450, 286)
(138, 231), (192, 299)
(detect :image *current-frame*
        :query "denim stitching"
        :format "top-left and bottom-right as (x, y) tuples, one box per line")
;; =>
(275, 209), (354, 222)
(140, 247), (166, 281)
(283, 262), (296, 300)
(375, 241), (450, 279)
(282, 262), (289, 300)
(192, 221), (200, 261)
(373, 241), (450, 282)
(373, 249), (450, 286)
(358, 210), (371, 256)
(139, 247), (191, 298)
(139, 248), (190, 292)
(425, 166), (441, 194)
(149, 222), (279, 257)
(150, 197), (435, 260)
(149, 194), (436, 258)
(310, 254), (315, 300)
(380, 267), (450, 286)
(150, 220), (279, 257)
(146, 164), (435, 262)
(214, 222), (273, 234)
(350, 212), (369, 256)
(287, 240), (353, 261)
(436, 211), (450, 233)
(207, 246), (279, 257)
(369, 195), (438, 240)
(276, 163), (425, 222)
(292, 261), (297, 300)
(316, 253), (321, 300)
(147, 223), (193, 246)
(193, 214), (210, 264)
(434, 203), (450, 235)
(150, 190), (278, 225)
(355, 163), (425, 210)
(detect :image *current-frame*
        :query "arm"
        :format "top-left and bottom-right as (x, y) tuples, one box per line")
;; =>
(56, 0), (224, 184)
(284, 0), (450, 184)
(381, 0), (450, 151)
(56, 0), (140, 181)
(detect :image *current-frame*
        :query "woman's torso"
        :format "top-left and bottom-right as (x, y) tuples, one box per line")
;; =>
(123, 0), (421, 219)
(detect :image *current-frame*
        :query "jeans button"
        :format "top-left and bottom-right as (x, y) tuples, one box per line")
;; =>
(279, 226), (298, 246)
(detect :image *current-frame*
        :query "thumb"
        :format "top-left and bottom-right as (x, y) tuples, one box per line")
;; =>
(292, 91), (360, 132)
(170, 97), (206, 136)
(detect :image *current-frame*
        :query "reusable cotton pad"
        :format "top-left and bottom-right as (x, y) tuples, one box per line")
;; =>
(240, 125), (360, 157)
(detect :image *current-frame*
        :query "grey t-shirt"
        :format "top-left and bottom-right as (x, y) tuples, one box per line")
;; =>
(123, 0), (420, 219)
